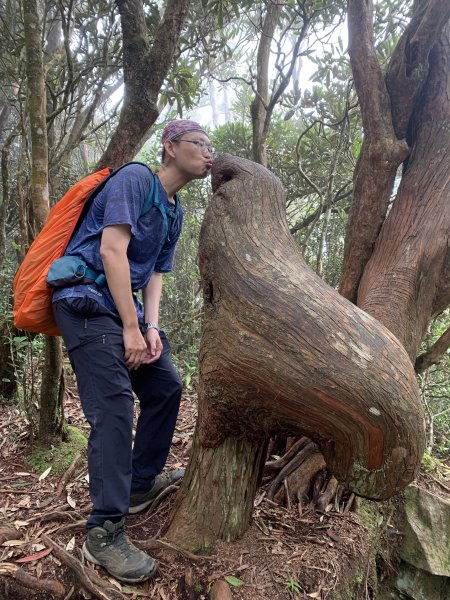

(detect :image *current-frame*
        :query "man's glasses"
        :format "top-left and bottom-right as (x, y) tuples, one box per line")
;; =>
(176, 139), (214, 156)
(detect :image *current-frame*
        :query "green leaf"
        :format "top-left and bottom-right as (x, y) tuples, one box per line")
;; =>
(225, 576), (244, 587)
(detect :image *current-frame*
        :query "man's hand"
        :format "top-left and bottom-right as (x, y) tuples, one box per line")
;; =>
(123, 325), (148, 370)
(142, 328), (163, 364)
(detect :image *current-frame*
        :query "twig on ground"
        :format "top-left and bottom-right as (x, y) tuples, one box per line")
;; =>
(136, 537), (216, 561)
(147, 483), (180, 512)
(56, 453), (82, 497)
(428, 473), (450, 493)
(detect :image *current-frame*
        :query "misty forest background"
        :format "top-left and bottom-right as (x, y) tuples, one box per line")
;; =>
(0, 0), (448, 466)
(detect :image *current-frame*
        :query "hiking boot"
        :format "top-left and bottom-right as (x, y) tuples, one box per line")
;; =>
(129, 468), (185, 514)
(82, 517), (156, 583)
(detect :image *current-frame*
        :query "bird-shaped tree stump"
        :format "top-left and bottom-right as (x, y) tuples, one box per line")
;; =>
(166, 155), (424, 551)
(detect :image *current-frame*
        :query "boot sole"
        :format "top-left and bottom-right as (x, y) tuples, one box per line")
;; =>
(128, 498), (155, 514)
(82, 542), (157, 583)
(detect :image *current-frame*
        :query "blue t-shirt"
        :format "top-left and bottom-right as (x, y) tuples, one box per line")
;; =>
(52, 163), (183, 318)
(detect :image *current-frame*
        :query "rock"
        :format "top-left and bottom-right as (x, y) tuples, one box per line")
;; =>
(399, 484), (450, 576)
(379, 561), (450, 600)
(209, 579), (233, 600)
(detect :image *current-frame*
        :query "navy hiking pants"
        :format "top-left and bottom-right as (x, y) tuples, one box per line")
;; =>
(53, 297), (182, 528)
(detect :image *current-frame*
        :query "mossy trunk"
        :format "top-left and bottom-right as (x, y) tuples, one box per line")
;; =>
(38, 336), (64, 443)
(0, 320), (17, 401)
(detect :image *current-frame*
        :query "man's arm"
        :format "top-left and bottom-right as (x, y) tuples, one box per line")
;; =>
(100, 224), (147, 370)
(142, 272), (164, 363)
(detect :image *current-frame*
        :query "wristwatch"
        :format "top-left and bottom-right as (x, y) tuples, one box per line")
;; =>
(143, 322), (160, 333)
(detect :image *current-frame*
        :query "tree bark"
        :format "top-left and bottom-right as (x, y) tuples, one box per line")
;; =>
(340, 1), (450, 307)
(250, 1), (281, 166)
(166, 431), (266, 551)
(23, 0), (49, 234)
(357, 30), (450, 360)
(339, 0), (409, 303)
(23, 0), (63, 441)
(97, 0), (191, 168)
(165, 155), (425, 550)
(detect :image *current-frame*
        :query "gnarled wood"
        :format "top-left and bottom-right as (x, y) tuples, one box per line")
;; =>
(166, 154), (424, 551)
(339, 0), (409, 303)
(358, 32), (450, 360)
(198, 155), (423, 497)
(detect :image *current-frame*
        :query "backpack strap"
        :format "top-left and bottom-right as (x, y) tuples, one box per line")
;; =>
(72, 161), (154, 240)
(71, 163), (174, 288)
(141, 171), (180, 243)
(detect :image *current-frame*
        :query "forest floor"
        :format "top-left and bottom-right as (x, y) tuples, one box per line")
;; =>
(1, 376), (449, 600)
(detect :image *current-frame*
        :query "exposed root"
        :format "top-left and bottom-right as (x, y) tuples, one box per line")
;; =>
(0, 562), (65, 597)
(136, 537), (216, 561)
(267, 441), (317, 500)
(264, 437), (309, 472)
(42, 534), (126, 600)
(316, 476), (339, 512)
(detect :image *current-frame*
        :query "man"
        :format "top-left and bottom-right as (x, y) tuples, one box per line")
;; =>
(52, 120), (213, 583)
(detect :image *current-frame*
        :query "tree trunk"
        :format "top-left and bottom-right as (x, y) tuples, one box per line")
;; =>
(0, 320), (17, 402)
(23, 0), (63, 441)
(166, 431), (266, 551)
(38, 337), (64, 443)
(23, 0), (49, 235)
(97, 0), (191, 168)
(357, 30), (450, 359)
(250, 1), (280, 166)
(340, 0), (450, 306)
(339, 0), (409, 303)
(165, 155), (424, 550)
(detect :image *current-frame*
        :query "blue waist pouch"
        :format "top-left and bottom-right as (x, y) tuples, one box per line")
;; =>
(46, 256), (106, 288)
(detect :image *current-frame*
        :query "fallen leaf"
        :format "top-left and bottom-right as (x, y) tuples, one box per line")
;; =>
(2, 540), (28, 547)
(16, 547), (52, 563)
(12, 520), (29, 527)
(65, 536), (75, 552)
(107, 577), (122, 590)
(17, 497), (31, 507)
(307, 593), (320, 599)
(66, 494), (76, 509)
(225, 576), (244, 587)
(327, 530), (342, 543)
(39, 466), (52, 481)
(31, 544), (46, 552)
(36, 496), (54, 508)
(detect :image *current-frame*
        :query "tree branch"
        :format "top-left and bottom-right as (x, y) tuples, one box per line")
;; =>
(415, 326), (450, 374)
(339, 0), (409, 303)
(98, 0), (191, 168)
(386, 0), (450, 139)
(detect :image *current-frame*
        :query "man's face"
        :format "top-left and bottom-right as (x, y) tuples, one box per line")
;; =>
(170, 132), (214, 179)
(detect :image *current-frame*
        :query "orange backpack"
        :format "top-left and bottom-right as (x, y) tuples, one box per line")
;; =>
(13, 168), (111, 336)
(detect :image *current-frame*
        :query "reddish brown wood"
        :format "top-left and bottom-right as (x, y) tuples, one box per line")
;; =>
(166, 155), (425, 551)
(358, 34), (450, 359)
(339, 0), (409, 303)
